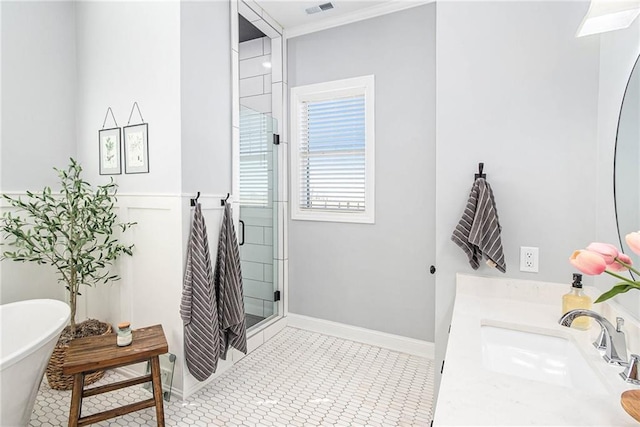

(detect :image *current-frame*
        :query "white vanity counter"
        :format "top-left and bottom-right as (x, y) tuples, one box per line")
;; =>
(433, 274), (640, 426)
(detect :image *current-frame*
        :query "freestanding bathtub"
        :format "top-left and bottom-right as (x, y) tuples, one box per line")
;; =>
(0, 299), (70, 426)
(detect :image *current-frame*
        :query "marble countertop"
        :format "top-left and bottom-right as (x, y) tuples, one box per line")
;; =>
(433, 274), (640, 426)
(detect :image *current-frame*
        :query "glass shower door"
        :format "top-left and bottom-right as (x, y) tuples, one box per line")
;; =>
(239, 106), (279, 329)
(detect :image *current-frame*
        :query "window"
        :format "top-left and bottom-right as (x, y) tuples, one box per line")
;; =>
(290, 75), (375, 223)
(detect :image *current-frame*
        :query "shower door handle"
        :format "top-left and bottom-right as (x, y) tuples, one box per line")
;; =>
(239, 220), (245, 246)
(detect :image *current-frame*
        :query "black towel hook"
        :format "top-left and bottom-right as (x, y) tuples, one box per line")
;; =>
(190, 191), (200, 207)
(475, 162), (486, 180)
(220, 193), (230, 206)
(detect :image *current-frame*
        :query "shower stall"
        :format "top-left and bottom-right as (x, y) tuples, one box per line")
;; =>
(239, 106), (279, 329)
(236, 5), (285, 331)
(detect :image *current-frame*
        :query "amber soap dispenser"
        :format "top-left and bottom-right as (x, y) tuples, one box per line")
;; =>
(562, 273), (592, 330)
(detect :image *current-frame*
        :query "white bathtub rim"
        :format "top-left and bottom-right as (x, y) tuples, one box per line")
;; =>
(0, 298), (70, 371)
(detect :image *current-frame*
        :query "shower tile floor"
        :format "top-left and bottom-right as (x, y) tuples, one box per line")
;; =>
(246, 314), (266, 329)
(30, 327), (434, 426)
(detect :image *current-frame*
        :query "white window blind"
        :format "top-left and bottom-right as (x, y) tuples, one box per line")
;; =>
(239, 108), (271, 206)
(291, 75), (375, 223)
(299, 96), (366, 212)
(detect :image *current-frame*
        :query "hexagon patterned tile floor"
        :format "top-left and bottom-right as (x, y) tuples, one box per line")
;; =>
(30, 327), (434, 426)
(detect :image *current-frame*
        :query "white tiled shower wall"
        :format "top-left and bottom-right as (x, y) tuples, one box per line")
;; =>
(240, 205), (276, 318)
(239, 37), (275, 318)
(240, 37), (272, 115)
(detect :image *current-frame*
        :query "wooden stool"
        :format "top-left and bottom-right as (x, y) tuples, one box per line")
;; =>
(62, 324), (169, 427)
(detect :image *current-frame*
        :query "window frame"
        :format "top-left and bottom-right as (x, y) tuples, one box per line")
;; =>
(290, 75), (375, 224)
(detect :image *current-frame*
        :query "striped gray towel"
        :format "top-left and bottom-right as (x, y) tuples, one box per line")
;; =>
(451, 178), (506, 273)
(180, 203), (220, 381)
(214, 202), (247, 359)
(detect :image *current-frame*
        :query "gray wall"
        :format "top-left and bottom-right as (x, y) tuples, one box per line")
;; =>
(0, 1), (77, 304)
(287, 5), (437, 342)
(180, 0), (231, 196)
(1, 1), (77, 191)
(434, 0), (600, 392)
(76, 1), (182, 194)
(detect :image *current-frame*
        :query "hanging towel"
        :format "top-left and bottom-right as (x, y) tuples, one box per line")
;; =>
(451, 178), (506, 273)
(214, 202), (247, 359)
(180, 203), (220, 381)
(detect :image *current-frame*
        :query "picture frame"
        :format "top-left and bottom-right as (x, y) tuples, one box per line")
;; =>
(123, 123), (149, 174)
(98, 127), (122, 175)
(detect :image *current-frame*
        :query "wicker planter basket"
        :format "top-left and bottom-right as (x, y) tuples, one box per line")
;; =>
(45, 320), (112, 390)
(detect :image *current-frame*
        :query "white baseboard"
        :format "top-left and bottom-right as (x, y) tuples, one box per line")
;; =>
(286, 313), (434, 359)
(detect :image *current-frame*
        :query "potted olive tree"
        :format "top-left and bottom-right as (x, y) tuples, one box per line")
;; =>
(1, 158), (134, 389)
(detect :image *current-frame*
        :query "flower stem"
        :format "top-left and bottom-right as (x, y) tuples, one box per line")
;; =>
(605, 269), (639, 285)
(614, 258), (640, 276)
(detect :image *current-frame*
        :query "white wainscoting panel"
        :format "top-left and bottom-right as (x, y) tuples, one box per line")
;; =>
(114, 195), (186, 395)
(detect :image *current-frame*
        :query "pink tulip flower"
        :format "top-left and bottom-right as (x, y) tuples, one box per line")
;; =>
(619, 252), (633, 265)
(626, 232), (640, 256)
(608, 253), (633, 272)
(570, 249), (607, 275)
(586, 242), (619, 264)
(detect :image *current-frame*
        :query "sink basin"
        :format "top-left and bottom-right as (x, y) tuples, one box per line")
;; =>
(481, 325), (607, 393)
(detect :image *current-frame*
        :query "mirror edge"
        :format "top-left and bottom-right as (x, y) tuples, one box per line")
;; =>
(613, 53), (640, 280)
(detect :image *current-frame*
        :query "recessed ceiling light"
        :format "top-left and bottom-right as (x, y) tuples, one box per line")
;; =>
(262, 61), (272, 69)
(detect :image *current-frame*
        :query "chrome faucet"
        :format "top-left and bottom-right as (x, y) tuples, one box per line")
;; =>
(559, 309), (627, 366)
(621, 354), (640, 384)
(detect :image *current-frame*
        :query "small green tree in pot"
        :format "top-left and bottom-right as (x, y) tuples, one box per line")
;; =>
(0, 158), (134, 389)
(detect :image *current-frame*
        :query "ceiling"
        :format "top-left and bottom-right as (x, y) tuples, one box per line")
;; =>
(255, 0), (390, 30)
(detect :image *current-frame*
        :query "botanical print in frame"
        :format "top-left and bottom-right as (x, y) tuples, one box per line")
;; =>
(98, 127), (122, 175)
(124, 123), (149, 174)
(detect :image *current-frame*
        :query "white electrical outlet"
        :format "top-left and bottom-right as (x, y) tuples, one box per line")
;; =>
(520, 246), (539, 272)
